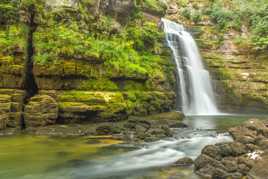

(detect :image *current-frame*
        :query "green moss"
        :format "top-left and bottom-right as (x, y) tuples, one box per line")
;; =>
(58, 91), (125, 104)
(59, 102), (106, 111)
(142, 112), (184, 121)
(0, 25), (24, 57)
(0, 1), (177, 119)
(123, 81), (146, 91)
(123, 91), (175, 115)
(57, 90), (175, 120)
(142, 0), (167, 15)
(78, 79), (119, 91)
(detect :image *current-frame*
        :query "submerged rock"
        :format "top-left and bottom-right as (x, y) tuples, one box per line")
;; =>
(194, 119), (268, 179)
(174, 157), (194, 166)
(19, 111), (185, 143)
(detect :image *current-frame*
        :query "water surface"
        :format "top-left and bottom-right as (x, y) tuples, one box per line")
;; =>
(0, 114), (267, 179)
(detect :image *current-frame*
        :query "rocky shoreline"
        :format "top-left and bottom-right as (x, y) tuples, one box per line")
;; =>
(194, 119), (268, 179)
(0, 111), (185, 143)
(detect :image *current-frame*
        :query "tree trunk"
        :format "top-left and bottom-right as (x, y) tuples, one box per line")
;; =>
(20, 4), (38, 130)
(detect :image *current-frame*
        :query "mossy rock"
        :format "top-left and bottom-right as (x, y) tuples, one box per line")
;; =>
(0, 94), (12, 130)
(0, 94), (11, 103)
(58, 91), (125, 104)
(56, 90), (175, 123)
(143, 111), (185, 121)
(58, 91), (128, 122)
(24, 95), (59, 127)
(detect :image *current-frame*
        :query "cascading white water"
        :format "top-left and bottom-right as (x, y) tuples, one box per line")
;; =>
(162, 18), (219, 116)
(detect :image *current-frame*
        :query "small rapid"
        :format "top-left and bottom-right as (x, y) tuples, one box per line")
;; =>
(65, 130), (232, 179)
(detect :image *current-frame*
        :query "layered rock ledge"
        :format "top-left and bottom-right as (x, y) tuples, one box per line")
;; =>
(194, 119), (268, 179)
(0, 111), (185, 143)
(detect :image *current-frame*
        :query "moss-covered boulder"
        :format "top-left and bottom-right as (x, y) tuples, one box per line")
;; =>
(24, 95), (59, 127)
(57, 91), (127, 122)
(56, 90), (175, 123)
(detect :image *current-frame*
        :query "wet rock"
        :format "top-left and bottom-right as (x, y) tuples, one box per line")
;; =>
(139, 111), (184, 121)
(221, 157), (238, 172)
(244, 119), (268, 136)
(96, 125), (113, 135)
(229, 126), (257, 144)
(202, 145), (221, 160)
(96, 124), (121, 135)
(257, 138), (268, 148)
(174, 157), (194, 166)
(228, 142), (247, 156)
(25, 95), (58, 127)
(237, 163), (251, 174)
(0, 95), (11, 130)
(169, 122), (188, 128)
(195, 119), (268, 178)
(250, 152), (268, 179)
(211, 167), (229, 179)
(195, 154), (226, 170)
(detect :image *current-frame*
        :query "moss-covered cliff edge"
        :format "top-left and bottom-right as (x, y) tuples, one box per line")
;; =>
(0, 0), (178, 130)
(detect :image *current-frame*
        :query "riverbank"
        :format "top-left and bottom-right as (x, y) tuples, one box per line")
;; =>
(0, 111), (185, 143)
(194, 118), (268, 179)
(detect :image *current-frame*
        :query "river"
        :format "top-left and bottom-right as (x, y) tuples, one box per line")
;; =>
(0, 114), (267, 179)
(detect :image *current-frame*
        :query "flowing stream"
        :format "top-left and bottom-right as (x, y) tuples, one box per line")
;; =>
(1, 115), (268, 179)
(162, 18), (219, 116)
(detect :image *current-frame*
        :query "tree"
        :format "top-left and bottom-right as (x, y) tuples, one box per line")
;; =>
(19, 0), (45, 129)
(0, 0), (46, 129)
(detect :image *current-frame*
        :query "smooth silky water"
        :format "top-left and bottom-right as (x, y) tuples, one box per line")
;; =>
(161, 18), (219, 116)
(0, 115), (267, 179)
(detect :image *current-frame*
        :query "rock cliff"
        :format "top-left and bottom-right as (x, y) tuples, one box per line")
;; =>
(165, 0), (268, 113)
(0, 0), (177, 129)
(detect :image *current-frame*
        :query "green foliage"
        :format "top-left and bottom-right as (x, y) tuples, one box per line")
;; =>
(0, 1), (19, 25)
(123, 22), (163, 53)
(34, 23), (100, 64)
(182, 7), (202, 23)
(0, 0), (173, 93)
(250, 6), (268, 50)
(34, 15), (166, 80)
(208, 0), (268, 50)
(79, 79), (119, 91)
(209, 1), (241, 31)
(177, 0), (189, 7)
(142, 0), (167, 15)
(0, 26), (24, 55)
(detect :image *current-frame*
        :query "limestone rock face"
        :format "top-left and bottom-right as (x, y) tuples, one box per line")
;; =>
(24, 95), (59, 127)
(0, 95), (11, 129)
(194, 119), (268, 179)
(0, 89), (24, 129)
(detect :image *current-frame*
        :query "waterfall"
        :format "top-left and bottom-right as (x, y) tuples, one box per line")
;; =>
(162, 18), (219, 116)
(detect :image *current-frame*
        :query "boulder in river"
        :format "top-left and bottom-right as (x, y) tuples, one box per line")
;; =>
(174, 157), (194, 166)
